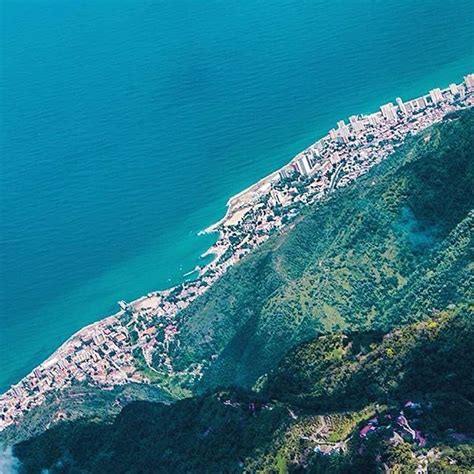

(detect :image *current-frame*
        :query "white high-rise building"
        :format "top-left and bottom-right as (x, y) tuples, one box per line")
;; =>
(295, 154), (312, 175)
(449, 83), (459, 96)
(351, 120), (365, 134)
(368, 113), (381, 127)
(279, 167), (292, 180)
(336, 120), (350, 143)
(416, 97), (427, 109)
(464, 74), (474, 90)
(339, 128), (350, 143)
(380, 103), (397, 122)
(429, 88), (444, 104)
(349, 115), (359, 125)
(396, 97), (408, 115)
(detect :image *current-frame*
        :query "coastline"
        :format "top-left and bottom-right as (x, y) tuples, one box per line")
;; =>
(200, 169), (281, 235)
(1, 74), (473, 433)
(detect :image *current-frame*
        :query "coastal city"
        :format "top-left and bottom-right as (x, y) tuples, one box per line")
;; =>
(1, 74), (473, 432)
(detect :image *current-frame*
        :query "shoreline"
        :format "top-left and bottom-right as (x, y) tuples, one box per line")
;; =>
(1, 73), (473, 433)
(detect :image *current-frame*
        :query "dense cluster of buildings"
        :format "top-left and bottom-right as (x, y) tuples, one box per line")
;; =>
(1, 74), (473, 432)
(277, 74), (474, 187)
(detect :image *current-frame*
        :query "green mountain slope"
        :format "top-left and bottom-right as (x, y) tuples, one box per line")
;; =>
(168, 108), (473, 392)
(14, 305), (474, 473)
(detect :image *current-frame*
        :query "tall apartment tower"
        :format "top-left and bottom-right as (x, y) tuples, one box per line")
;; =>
(449, 83), (459, 96)
(429, 88), (444, 104)
(295, 154), (312, 175)
(380, 103), (397, 122)
(396, 97), (408, 115)
(464, 74), (474, 90)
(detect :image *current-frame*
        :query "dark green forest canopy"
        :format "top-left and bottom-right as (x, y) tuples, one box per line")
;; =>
(14, 306), (474, 473)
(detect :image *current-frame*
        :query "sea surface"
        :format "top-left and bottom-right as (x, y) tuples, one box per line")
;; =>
(1, 0), (473, 392)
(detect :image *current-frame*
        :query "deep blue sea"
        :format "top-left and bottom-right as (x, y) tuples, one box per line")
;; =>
(1, 0), (473, 392)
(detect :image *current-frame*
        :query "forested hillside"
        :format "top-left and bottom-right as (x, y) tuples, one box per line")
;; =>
(168, 108), (473, 392)
(14, 305), (474, 473)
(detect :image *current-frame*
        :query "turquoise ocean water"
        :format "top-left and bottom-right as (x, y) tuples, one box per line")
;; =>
(0, 0), (473, 392)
